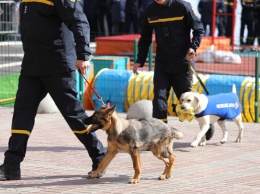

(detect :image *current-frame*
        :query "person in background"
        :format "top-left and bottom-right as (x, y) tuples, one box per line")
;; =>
(107, 0), (126, 35)
(198, 0), (226, 36)
(216, 0), (226, 36)
(88, 0), (107, 40)
(224, 0), (237, 38)
(198, 0), (213, 36)
(125, 0), (142, 34)
(240, 0), (256, 46)
(0, 0), (105, 181)
(104, 0), (113, 36)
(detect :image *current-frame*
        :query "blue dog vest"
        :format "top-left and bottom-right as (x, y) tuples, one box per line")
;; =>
(195, 93), (241, 119)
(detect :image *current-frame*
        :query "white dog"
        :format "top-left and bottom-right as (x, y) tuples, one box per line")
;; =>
(179, 85), (244, 148)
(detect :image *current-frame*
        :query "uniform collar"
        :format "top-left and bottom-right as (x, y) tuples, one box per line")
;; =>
(168, 0), (173, 6)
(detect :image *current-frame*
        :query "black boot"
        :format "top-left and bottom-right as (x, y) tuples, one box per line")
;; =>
(205, 124), (215, 141)
(0, 164), (21, 181)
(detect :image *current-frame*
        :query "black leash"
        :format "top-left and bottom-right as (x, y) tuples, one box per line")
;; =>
(188, 61), (209, 95)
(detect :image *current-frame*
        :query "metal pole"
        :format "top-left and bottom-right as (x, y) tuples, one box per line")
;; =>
(255, 51), (259, 123)
(134, 39), (138, 62)
(148, 41), (153, 71)
(78, 71), (84, 102)
(231, 0), (236, 53)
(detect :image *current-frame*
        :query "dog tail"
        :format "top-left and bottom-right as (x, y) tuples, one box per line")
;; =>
(171, 127), (183, 140)
(232, 84), (237, 94)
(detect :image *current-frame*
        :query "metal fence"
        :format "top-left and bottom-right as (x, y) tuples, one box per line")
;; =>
(0, 0), (20, 41)
(0, 0), (20, 106)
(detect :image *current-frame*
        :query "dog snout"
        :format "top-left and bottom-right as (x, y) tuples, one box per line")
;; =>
(181, 104), (186, 110)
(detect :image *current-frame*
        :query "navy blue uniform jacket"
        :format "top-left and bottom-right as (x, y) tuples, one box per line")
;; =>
(19, 0), (92, 76)
(136, 0), (204, 73)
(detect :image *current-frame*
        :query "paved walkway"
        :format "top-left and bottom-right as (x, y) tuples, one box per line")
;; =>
(0, 107), (259, 194)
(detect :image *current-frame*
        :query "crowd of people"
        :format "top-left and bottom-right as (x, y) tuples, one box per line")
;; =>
(82, 0), (153, 40)
(82, 0), (260, 46)
(198, 0), (260, 46)
(0, 0), (259, 45)
(240, 0), (260, 46)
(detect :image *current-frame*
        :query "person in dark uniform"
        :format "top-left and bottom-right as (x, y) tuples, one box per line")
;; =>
(107, 0), (126, 35)
(198, 0), (213, 36)
(132, 0), (216, 139)
(198, 0), (226, 36)
(216, 0), (226, 36)
(134, 0), (215, 141)
(240, 0), (256, 46)
(224, 0), (237, 38)
(87, 0), (107, 40)
(125, 0), (142, 34)
(0, 0), (105, 181)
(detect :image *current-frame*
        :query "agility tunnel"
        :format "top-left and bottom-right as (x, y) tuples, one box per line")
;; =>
(89, 69), (259, 123)
(76, 56), (130, 109)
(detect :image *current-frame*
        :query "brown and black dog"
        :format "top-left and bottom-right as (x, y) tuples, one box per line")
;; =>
(84, 105), (183, 184)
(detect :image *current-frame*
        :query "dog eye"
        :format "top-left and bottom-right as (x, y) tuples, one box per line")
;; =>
(100, 117), (109, 122)
(187, 99), (191, 102)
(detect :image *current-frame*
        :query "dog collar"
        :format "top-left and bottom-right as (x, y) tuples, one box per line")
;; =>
(176, 104), (195, 122)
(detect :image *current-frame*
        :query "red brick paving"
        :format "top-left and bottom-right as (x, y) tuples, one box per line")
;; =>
(0, 107), (259, 194)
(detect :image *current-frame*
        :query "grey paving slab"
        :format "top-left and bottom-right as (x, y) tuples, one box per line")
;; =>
(0, 107), (259, 194)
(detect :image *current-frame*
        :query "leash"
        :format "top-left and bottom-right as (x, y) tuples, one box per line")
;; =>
(188, 60), (209, 95)
(78, 69), (106, 107)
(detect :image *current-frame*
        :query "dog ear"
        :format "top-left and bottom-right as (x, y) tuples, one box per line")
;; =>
(193, 93), (201, 110)
(110, 105), (116, 113)
(105, 105), (116, 116)
(194, 93), (208, 112)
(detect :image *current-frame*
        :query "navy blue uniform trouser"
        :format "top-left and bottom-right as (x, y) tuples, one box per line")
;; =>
(152, 69), (192, 121)
(240, 16), (255, 45)
(4, 71), (105, 169)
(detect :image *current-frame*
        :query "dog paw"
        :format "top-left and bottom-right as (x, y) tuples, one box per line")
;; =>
(220, 139), (226, 144)
(191, 141), (198, 148)
(86, 173), (98, 179)
(199, 142), (206, 146)
(128, 178), (140, 184)
(236, 138), (242, 143)
(159, 174), (171, 180)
